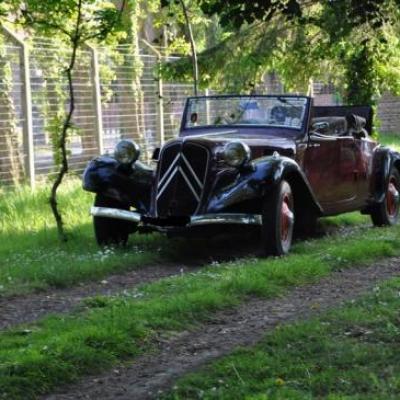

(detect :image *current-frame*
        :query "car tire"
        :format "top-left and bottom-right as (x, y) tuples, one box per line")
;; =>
(93, 194), (137, 246)
(371, 168), (400, 227)
(261, 180), (295, 256)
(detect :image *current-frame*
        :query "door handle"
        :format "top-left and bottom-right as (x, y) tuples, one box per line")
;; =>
(308, 143), (321, 148)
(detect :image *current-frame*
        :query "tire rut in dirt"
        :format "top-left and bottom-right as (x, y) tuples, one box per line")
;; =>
(43, 257), (400, 400)
(0, 264), (196, 331)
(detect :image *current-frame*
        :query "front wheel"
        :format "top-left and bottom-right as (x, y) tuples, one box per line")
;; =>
(370, 168), (400, 226)
(261, 180), (295, 256)
(93, 194), (137, 246)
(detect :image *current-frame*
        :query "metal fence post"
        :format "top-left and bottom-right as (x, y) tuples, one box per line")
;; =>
(205, 88), (211, 125)
(86, 44), (104, 154)
(2, 26), (35, 189)
(157, 59), (165, 146)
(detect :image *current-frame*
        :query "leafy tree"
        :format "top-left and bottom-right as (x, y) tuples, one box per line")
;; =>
(163, 0), (400, 106)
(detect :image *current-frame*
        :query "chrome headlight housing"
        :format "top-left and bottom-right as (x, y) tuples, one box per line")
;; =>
(114, 139), (140, 165)
(223, 141), (251, 167)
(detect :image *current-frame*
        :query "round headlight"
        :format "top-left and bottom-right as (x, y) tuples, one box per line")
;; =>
(223, 141), (251, 167)
(114, 139), (140, 164)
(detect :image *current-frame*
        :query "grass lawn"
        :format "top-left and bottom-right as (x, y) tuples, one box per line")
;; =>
(0, 177), (166, 296)
(380, 132), (400, 151)
(164, 277), (400, 400)
(1, 220), (399, 398)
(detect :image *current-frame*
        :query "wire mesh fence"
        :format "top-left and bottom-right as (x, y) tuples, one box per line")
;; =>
(0, 41), (26, 187)
(1, 27), (399, 189)
(0, 29), (200, 188)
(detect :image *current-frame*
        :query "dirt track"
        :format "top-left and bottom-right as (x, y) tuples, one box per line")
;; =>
(0, 263), (198, 330)
(43, 256), (400, 400)
(0, 223), (364, 331)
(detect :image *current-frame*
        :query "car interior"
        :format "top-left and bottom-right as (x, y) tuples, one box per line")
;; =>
(310, 105), (373, 139)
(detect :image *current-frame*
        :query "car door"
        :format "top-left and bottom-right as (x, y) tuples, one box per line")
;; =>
(303, 134), (341, 207)
(352, 137), (377, 205)
(303, 134), (359, 214)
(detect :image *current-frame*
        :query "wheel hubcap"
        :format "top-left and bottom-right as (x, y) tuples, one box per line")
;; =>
(387, 177), (400, 218)
(281, 194), (294, 244)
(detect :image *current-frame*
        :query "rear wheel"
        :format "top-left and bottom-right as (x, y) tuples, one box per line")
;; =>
(370, 168), (400, 226)
(93, 194), (137, 246)
(261, 180), (295, 256)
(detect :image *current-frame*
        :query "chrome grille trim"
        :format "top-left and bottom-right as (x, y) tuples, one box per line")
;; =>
(156, 143), (210, 215)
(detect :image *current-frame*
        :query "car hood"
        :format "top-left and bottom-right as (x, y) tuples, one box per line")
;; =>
(171, 129), (298, 158)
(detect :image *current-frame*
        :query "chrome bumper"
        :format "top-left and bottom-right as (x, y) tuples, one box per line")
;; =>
(90, 207), (262, 227)
(91, 206), (141, 223)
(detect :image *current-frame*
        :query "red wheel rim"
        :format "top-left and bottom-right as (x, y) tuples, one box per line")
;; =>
(387, 177), (399, 218)
(281, 194), (294, 245)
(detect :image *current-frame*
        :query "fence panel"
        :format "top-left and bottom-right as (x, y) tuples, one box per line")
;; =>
(0, 30), (197, 188)
(0, 42), (25, 186)
(29, 39), (99, 178)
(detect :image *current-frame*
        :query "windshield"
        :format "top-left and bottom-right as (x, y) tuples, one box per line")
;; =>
(184, 96), (308, 130)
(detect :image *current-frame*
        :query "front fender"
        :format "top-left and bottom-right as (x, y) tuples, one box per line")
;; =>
(82, 156), (154, 212)
(207, 155), (323, 215)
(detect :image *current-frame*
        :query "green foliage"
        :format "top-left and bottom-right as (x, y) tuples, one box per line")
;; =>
(162, 0), (400, 104)
(18, 0), (125, 43)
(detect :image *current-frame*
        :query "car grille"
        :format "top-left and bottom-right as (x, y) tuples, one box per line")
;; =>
(156, 142), (209, 216)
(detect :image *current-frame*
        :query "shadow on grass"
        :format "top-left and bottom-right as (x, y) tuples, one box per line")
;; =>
(0, 212), (370, 296)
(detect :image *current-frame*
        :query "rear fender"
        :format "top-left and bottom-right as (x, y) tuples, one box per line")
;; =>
(82, 156), (154, 212)
(371, 146), (400, 203)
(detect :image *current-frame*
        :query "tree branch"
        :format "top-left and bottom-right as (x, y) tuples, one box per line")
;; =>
(179, 0), (199, 96)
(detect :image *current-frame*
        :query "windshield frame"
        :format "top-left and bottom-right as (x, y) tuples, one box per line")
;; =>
(180, 94), (312, 135)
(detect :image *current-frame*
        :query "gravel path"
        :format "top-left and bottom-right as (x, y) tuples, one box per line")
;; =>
(43, 256), (400, 400)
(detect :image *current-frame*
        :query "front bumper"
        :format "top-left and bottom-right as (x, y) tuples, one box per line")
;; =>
(90, 206), (262, 230)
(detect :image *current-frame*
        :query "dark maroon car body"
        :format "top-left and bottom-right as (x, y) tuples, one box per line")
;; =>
(83, 95), (400, 254)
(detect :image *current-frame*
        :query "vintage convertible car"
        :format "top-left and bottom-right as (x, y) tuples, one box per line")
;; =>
(83, 95), (400, 255)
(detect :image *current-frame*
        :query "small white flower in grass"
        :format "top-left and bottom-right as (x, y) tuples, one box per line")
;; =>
(210, 260), (220, 267)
